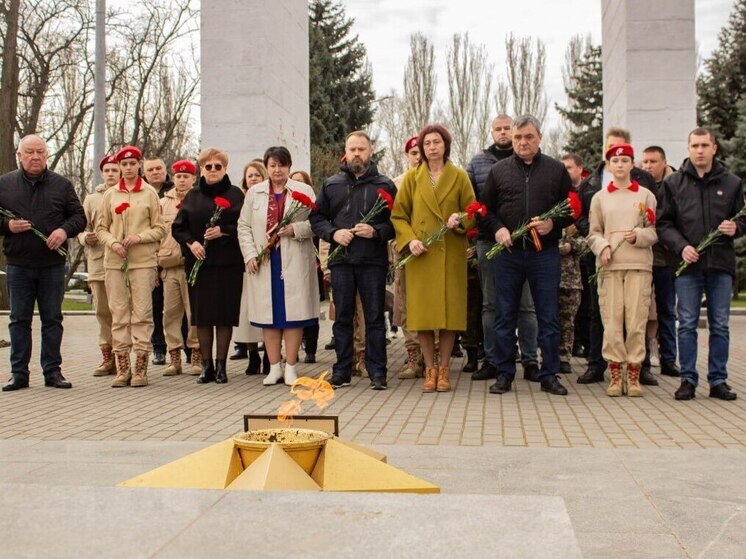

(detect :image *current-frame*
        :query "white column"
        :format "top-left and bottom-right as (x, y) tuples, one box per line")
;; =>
(602, 0), (697, 162)
(200, 0), (310, 178)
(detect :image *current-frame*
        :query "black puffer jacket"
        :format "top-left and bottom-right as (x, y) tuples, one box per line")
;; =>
(466, 144), (513, 241)
(310, 163), (397, 268)
(657, 158), (745, 277)
(479, 151), (573, 251)
(0, 168), (86, 267)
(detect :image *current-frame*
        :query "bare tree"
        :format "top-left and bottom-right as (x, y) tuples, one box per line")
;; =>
(445, 33), (494, 166)
(0, 0), (21, 175)
(494, 78), (510, 117)
(371, 91), (410, 179)
(504, 33), (548, 124)
(403, 32), (436, 132)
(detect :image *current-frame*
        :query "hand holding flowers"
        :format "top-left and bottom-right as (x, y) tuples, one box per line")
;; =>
(327, 188), (394, 263)
(188, 196), (231, 286)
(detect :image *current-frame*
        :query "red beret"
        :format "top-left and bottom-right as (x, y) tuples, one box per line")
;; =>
(172, 159), (197, 175)
(605, 143), (634, 161)
(99, 154), (118, 171)
(115, 145), (143, 162)
(404, 136), (419, 153)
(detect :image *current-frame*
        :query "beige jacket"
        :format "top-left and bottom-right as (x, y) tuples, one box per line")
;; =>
(95, 179), (166, 270)
(587, 184), (658, 272)
(158, 187), (189, 269)
(237, 179), (319, 324)
(77, 183), (113, 281)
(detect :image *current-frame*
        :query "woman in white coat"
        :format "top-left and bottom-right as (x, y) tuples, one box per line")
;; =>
(238, 146), (319, 386)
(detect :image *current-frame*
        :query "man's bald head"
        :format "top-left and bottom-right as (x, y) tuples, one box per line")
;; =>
(17, 135), (48, 177)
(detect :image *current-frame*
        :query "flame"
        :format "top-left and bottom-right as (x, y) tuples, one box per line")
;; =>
(276, 371), (335, 425)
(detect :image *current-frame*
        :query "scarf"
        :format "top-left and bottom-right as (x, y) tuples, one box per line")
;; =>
(266, 188), (287, 233)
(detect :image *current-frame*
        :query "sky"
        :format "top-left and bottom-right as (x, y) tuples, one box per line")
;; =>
(341, 0), (735, 128)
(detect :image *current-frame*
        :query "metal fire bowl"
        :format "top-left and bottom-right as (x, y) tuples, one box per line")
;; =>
(232, 428), (333, 474)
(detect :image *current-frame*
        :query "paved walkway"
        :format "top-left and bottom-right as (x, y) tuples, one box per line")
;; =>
(1, 310), (745, 449)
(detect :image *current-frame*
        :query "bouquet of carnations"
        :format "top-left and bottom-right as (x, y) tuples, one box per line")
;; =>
(254, 190), (317, 267)
(327, 188), (394, 264)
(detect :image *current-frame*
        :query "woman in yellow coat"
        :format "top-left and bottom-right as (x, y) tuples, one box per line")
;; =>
(391, 124), (476, 393)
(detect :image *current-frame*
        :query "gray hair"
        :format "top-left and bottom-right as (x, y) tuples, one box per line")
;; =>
(17, 134), (47, 152)
(513, 115), (542, 136)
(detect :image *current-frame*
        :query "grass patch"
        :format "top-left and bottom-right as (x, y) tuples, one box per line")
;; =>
(62, 298), (93, 311)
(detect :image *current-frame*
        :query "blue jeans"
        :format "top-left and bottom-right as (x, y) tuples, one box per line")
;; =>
(330, 263), (388, 382)
(491, 248), (561, 381)
(478, 242), (538, 366)
(653, 265), (678, 366)
(7, 264), (66, 380)
(675, 270), (732, 387)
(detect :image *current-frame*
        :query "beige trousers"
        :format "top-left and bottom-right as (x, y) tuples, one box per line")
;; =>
(597, 269), (652, 364)
(90, 280), (113, 347)
(161, 267), (199, 351)
(105, 267), (157, 353)
(393, 267), (420, 351)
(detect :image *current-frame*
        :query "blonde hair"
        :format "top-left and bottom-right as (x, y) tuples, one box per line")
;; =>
(241, 161), (268, 190)
(198, 147), (229, 167)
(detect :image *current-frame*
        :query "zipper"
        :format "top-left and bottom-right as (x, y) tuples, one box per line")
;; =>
(523, 162), (532, 250)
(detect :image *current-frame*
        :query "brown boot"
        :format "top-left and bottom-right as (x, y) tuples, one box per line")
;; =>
(131, 352), (149, 387)
(94, 345), (115, 376)
(422, 367), (438, 393)
(356, 351), (369, 378)
(626, 363), (643, 397)
(111, 352), (132, 388)
(606, 362), (623, 397)
(189, 348), (202, 375)
(163, 349), (182, 376)
(436, 365), (451, 392)
(398, 348), (420, 380)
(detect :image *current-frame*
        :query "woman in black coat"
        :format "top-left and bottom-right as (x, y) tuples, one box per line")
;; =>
(172, 147), (245, 385)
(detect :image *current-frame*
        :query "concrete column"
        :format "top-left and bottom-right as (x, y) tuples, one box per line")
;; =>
(602, 0), (697, 162)
(201, 0), (310, 179)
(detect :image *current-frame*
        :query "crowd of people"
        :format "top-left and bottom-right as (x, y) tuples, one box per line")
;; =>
(0, 115), (742, 402)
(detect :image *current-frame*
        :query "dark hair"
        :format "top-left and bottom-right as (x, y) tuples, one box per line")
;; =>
(642, 145), (667, 159)
(263, 146), (292, 168)
(417, 124), (452, 164)
(561, 153), (583, 167)
(688, 127), (717, 145)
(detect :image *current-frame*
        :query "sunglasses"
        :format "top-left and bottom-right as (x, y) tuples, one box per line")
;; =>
(204, 163), (223, 171)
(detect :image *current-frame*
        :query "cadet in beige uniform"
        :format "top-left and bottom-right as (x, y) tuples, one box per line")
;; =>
(158, 159), (201, 376)
(79, 154), (120, 376)
(95, 145), (166, 388)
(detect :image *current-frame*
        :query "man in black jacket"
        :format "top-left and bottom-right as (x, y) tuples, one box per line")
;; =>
(658, 127), (743, 401)
(575, 127), (658, 386)
(310, 131), (397, 390)
(480, 115), (573, 396)
(0, 135), (86, 391)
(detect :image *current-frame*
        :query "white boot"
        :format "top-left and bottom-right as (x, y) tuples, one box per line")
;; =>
(263, 362), (283, 385)
(284, 362), (298, 386)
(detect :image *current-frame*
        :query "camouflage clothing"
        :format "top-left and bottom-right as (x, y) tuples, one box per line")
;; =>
(462, 247), (483, 348)
(559, 225), (586, 360)
(559, 289), (582, 359)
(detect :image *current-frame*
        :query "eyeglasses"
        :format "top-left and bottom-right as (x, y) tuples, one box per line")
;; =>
(204, 163), (223, 171)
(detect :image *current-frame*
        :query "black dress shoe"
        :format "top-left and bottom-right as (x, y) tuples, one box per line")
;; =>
(541, 376), (568, 395)
(489, 374), (512, 394)
(674, 381), (696, 400)
(2, 375), (29, 391)
(197, 359), (216, 384)
(229, 346), (248, 360)
(660, 362), (680, 377)
(451, 344), (463, 358)
(577, 369), (605, 384)
(304, 353), (316, 364)
(262, 350), (270, 374)
(152, 351), (166, 365)
(709, 383), (737, 400)
(214, 359), (228, 384)
(477, 346), (486, 361)
(639, 366), (659, 386)
(472, 362), (497, 380)
(324, 337), (335, 350)
(559, 361), (572, 374)
(523, 363), (540, 382)
(44, 373), (72, 389)
(370, 378), (387, 390)
(462, 348), (478, 372)
(245, 350), (261, 375)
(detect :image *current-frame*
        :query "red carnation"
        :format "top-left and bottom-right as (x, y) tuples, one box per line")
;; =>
(568, 191), (582, 220)
(291, 190), (317, 210)
(376, 188), (394, 211)
(466, 201), (487, 219)
(115, 202), (130, 215)
(176, 202), (182, 209)
(466, 228), (478, 240)
(214, 197), (231, 209)
(645, 207), (656, 225)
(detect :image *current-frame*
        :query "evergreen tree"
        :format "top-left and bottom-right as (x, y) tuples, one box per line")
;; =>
(555, 44), (602, 167)
(723, 95), (746, 296)
(308, 0), (375, 185)
(697, 0), (746, 153)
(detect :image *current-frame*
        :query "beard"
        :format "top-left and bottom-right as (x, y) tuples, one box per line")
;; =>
(348, 157), (370, 175)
